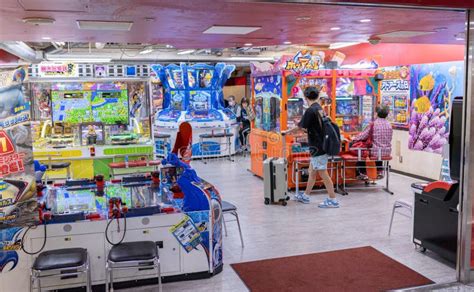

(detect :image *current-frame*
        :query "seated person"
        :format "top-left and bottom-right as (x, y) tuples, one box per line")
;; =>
(352, 105), (393, 180)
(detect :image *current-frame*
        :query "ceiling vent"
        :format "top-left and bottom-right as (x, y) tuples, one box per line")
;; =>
(203, 26), (261, 35)
(77, 20), (133, 31)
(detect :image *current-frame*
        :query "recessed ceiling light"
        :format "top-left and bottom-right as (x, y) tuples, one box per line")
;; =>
(203, 26), (261, 35)
(330, 27), (341, 31)
(177, 49), (196, 55)
(77, 20), (133, 31)
(283, 41), (292, 45)
(456, 37), (465, 41)
(244, 43), (253, 46)
(41, 36), (51, 40)
(296, 16), (311, 21)
(144, 17), (155, 22)
(165, 44), (174, 48)
(46, 56), (112, 63)
(359, 19), (371, 23)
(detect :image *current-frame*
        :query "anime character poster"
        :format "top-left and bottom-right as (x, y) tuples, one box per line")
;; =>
(0, 67), (36, 273)
(128, 82), (147, 119)
(408, 62), (464, 154)
(253, 75), (281, 132)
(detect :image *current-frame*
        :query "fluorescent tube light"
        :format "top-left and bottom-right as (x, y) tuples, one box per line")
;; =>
(46, 56), (112, 63)
(177, 49), (196, 55)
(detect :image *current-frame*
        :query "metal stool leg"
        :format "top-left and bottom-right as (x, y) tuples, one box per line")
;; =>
(30, 271), (35, 292)
(222, 215), (228, 236)
(86, 256), (92, 292)
(233, 211), (244, 247)
(110, 264), (114, 292)
(155, 257), (162, 292)
(388, 204), (399, 236)
(105, 262), (109, 292)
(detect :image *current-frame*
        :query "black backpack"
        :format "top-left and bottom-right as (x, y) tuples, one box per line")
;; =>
(315, 110), (341, 156)
(321, 116), (341, 156)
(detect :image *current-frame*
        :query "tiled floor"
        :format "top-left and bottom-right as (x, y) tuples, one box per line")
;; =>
(127, 156), (457, 292)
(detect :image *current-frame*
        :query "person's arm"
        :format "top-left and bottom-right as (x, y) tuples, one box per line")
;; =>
(282, 110), (309, 135)
(352, 123), (371, 142)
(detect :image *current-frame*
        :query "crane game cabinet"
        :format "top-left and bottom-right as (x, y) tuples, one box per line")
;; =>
(249, 52), (381, 189)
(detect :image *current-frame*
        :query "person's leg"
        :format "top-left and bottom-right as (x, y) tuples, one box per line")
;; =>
(356, 161), (367, 175)
(304, 163), (317, 196)
(238, 127), (244, 147)
(318, 169), (336, 199)
(376, 160), (384, 178)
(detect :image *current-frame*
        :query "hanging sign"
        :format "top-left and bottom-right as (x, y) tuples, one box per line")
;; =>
(38, 62), (78, 78)
(285, 50), (324, 74)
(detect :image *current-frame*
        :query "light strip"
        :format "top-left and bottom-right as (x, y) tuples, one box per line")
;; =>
(329, 42), (361, 50)
(46, 56), (112, 63)
(177, 49), (196, 55)
(228, 56), (275, 61)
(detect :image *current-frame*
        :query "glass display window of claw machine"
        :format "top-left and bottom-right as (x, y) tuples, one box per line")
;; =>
(287, 76), (333, 130)
(335, 77), (377, 134)
(253, 75), (282, 132)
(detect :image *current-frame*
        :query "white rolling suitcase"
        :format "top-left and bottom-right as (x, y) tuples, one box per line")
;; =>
(263, 157), (290, 206)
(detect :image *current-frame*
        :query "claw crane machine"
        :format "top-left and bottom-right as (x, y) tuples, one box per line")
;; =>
(249, 51), (381, 189)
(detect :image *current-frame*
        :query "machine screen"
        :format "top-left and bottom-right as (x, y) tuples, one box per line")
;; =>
(52, 90), (93, 124)
(52, 189), (102, 214)
(91, 90), (129, 125)
(106, 184), (161, 209)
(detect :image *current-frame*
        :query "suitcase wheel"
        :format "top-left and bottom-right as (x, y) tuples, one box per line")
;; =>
(264, 198), (270, 205)
(281, 201), (287, 206)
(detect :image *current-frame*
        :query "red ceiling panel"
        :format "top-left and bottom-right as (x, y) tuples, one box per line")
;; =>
(0, 1), (467, 48)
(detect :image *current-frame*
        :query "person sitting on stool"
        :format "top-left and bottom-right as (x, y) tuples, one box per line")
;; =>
(352, 105), (393, 180)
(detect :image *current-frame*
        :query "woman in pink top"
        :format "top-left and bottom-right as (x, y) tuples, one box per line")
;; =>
(352, 105), (393, 179)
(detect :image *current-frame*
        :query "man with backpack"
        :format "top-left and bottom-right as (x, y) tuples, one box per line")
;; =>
(283, 87), (340, 208)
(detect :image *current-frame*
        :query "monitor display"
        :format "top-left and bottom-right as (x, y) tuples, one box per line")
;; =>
(52, 90), (93, 124)
(91, 90), (129, 124)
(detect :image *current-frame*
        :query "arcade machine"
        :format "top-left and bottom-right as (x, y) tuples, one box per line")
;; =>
(29, 80), (154, 179)
(249, 53), (380, 189)
(151, 63), (239, 158)
(3, 154), (223, 291)
(411, 96), (462, 263)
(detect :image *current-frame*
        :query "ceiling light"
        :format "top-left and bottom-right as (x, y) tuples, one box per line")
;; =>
(244, 43), (253, 46)
(203, 26), (261, 35)
(95, 42), (106, 49)
(22, 17), (55, 25)
(283, 41), (292, 45)
(41, 36), (51, 40)
(329, 42), (362, 49)
(434, 27), (448, 32)
(165, 44), (174, 48)
(54, 42), (66, 46)
(330, 27), (341, 31)
(456, 37), (465, 41)
(46, 56), (112, 63)
(177, 49), (196, 55)
(359, 19), (371, 23)
(139, 47), (154, 54)
(296, 16), (311, 21)
(77, 20), (133, 31)
(376, 31), (435, 38)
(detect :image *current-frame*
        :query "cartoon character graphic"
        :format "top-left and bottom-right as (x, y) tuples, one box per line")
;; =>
(0, 227), (22, 272)
(129, 92), (142, 118)
(0, 85), (26, 119)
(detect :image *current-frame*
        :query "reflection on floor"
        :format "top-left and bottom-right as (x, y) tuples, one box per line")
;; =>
(126, 157), (456, 292)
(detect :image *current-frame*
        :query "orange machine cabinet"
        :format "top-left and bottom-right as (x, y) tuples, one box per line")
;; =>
(249, 56), (381, 189)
